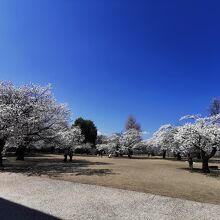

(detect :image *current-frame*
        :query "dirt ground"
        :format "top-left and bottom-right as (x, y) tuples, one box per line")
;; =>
(2, 154), (220, 205)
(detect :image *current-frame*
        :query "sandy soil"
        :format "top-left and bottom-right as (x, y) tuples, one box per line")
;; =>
(2, 154), (220, 205)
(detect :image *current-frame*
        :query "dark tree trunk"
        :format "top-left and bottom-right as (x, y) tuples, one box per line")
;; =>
(162, 150), (166, 159)
(128, 148), (133, 159)
(201, 147), (217, 173)
(16, 146), (26, 160)
(0, 138), (6, 167)
(202, 157), (210, 173)
(187, 154), (193, 170)
(196, 152), (201, 160)
(176, 152), (181, 160)
(0, 150), (3, 167)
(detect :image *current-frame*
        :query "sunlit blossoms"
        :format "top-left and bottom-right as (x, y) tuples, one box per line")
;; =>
(0, 82), (74, 164)
(1, 80), (220, 175)
(119, 129), (142, 150)
(174, 115), (220, 172)
(133, 140), (153, 154)
(57, 126), (85, 148)
(152, 124), (177, 158)
(96, 133), (120, 154)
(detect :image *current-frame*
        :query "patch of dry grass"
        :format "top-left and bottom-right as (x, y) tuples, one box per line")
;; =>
(2, 154), (220, 205)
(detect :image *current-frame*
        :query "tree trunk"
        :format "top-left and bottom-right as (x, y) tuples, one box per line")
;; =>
(162, 150), (166, 159)
(196, 152), (201, 160)
(0, 138), (6, 167)
(176, 152), (181, 160)
(16, 146), (25, 160)
(0, 150), (3, 167)
(202, 157), (210, 173)
(187, 154), (193, 170)
(201, 147), (217, 173)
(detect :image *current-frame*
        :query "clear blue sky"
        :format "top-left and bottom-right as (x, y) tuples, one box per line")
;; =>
(0, 0), (220, 137)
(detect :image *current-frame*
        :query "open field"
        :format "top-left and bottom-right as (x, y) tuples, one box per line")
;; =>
(2, 154), (220, 205)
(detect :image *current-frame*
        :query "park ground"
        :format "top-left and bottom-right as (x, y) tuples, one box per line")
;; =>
(1, 172), (220, 220)
(1, 154), (220, 205)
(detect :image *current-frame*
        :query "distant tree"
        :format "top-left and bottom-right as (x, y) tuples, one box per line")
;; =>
(125, 116), (142, 131)
(209, 97), (220, 116)
(57, 126), (84, 148)
(133, 140), (152, 155)
(120, 129), (142, 158)
(96, 134), (120, 155)
(152, 124), (177, 159)
(73, 117), (97, 145)
(96, 135), (108, 145)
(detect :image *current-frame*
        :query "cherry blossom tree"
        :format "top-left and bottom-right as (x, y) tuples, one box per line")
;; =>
(74, 143), (93, 154)
(96, 133), (120, 155)
(0, 82), (71, 163)
(0, 82), (19, 166)
(133, 140), (152, 155)
(13, 84), (71, 160)
(57, 126), (84, 149)
(119, 129), (142, 157)
(152, 124), (177, 159)
(175, 115), (220, 173)
(106, 133), (121, 154)
(96, 134), (108, 145)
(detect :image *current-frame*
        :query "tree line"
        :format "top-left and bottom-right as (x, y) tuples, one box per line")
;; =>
(96, 100), (220, 173)
(0, 81), (220, 174)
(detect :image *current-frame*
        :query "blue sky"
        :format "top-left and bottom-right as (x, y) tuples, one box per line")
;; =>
(0, 0), (220, 137)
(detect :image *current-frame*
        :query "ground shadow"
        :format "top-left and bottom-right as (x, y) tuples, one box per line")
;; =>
(178, 167), (220, 178)
(6, 153), (56, 158)
(116, 156), (187, 161)
(0, 198), (60, 220)
(1, 157), (116, 177)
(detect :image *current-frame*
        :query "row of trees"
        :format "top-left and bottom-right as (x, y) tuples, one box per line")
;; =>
(150, 98), (220, 173)
(96, 116), (143, 157)
(96, 100), (220, 173)
(152, 114), (220, 173)
(1, 81), (219, 173)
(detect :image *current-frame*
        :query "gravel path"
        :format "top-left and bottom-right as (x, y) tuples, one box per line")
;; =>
(0, 173), (220, 220)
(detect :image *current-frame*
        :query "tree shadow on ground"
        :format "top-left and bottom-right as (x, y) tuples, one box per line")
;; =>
(178, 167), (220, 178)
(1, 158), (116, 177)
(0, 198), (60, 220)
(124, 155), (220, 163)
(120, 156), (188, 161)
(6, 153), (57, 158)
